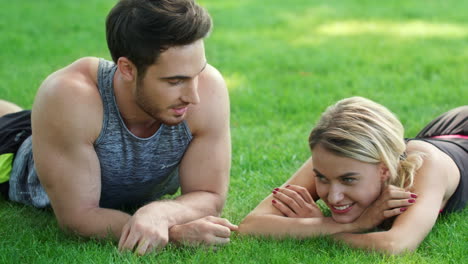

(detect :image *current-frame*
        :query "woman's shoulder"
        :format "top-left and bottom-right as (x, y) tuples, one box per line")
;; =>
(406, 139), (459, 173)
(406, 139), (460, 206)
(407, 139), (448, 159)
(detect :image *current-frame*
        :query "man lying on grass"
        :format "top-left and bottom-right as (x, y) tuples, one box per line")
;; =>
(0, 0), (236, 255)
(239, 96), (467, 255)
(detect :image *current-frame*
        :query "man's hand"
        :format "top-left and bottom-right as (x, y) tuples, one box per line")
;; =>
(169, 216), (238, 246)
(118, 208), (170, 255)
(271, 185), (324, 218)
(352, 185), (417, 232)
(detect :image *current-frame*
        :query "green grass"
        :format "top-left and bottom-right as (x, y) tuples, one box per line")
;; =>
(1, 0), (467, 263)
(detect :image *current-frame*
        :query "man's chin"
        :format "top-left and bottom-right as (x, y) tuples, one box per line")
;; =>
(161, 116), (185, 126)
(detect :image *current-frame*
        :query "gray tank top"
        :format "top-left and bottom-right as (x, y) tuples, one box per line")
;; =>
(9, 59), (192, 209)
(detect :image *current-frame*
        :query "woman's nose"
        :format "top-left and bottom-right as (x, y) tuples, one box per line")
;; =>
(327, 184), (345, 204)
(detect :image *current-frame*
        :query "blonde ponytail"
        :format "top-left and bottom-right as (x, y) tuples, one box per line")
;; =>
(393, 151), (424, 189)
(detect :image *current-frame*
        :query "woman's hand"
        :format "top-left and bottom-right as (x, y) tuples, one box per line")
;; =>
(271, 185), (323, 218)
(352, 185), (417, 232)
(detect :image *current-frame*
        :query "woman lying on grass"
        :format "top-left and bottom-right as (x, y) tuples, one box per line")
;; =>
(239, 96), (467, 254)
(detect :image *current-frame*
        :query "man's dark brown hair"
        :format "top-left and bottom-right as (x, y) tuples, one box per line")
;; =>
(106, 0), (212, 78)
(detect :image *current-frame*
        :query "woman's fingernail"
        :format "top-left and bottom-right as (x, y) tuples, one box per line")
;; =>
(408, 199), (416, 203)
(272, 191), (277, 194)
(274, 188), (279, 191)
(411, 194), (418, 198)
(286, 185), (290, 188)
(400, 207), (407, 212)
(272, 200), (277, 204)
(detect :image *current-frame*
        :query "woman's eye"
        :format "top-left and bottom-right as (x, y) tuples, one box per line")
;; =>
(342, 178), (356, 183)
(315, 175), (327, 182)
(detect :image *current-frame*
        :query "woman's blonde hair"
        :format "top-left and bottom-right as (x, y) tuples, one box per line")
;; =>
(309, 96), (423, 188)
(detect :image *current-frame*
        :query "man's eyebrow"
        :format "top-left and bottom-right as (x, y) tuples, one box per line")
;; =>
(160, 62), (207, 80)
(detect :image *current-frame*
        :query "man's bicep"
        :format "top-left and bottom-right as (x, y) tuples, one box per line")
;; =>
(31, 78), (103, 227)
(178, 128), (231, 196)
(33, 124), (102, 223)
(179, 66), (231, 196)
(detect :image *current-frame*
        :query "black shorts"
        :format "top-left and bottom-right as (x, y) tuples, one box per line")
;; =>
(413, 106), (468, 213)
(0, 110), (32, 199)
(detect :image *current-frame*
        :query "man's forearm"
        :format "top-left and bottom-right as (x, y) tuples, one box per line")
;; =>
(137, 191), (224, 228)
(58, 207), (131, 240)
(66, 191), (222, 239)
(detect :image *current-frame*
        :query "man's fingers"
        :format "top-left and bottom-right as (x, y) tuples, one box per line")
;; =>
(206, 217), (238, 231)
(135, 239), (151, 256)
(120, 231), (141, 252)
(209, 235), (230, 245)
(212, 225), (232, 238)
(204, 217), (235, 237)
(135, 237), (167, 255)
(118, 224), (130, 251)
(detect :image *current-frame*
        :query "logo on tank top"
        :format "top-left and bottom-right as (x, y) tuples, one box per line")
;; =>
(160, 161), (180, 170)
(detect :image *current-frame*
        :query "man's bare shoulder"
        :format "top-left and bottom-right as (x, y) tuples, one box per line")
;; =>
(33, 57), (103, 141)
(37, 57), (100, 97)
(199, 64), (226, 90)
(186, 64), (229, 135)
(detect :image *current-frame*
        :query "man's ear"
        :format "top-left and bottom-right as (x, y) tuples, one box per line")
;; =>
(379, 163), (390, 183)
(117, 57), (137, 81)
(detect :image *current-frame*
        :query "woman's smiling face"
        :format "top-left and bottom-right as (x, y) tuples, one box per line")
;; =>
(312, 144), (387, 223)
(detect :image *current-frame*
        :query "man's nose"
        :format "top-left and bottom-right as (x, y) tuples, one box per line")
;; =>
(181, 78), (200, 105)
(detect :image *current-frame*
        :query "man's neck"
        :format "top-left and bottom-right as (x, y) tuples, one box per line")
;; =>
(113, 71), (161, 138)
